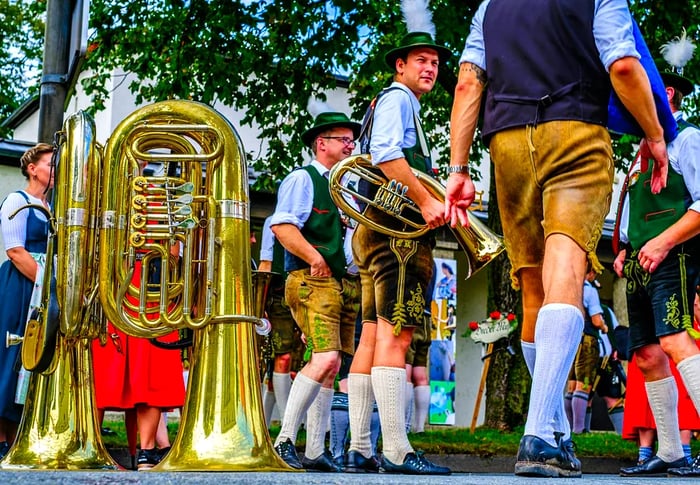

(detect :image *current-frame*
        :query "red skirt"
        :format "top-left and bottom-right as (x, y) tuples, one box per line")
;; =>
(92, 260), (185, 410)
(622, 349), (700, 441)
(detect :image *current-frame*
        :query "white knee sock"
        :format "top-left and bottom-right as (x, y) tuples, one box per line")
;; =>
(262, 383), (276, 426)
(412, 385), (430, 433)
(676, 353), (700, 414)
(348, 373), (375, 458)
(521, 340), (571, 441)
(404, 381), (414, 433)
(274, 372), (321, 447)
(371, 366), (413, 464)
(305, 387), (333, 460)
(523, 304), (583, 446)
(273, 372), (292, 422)
(645, 376), (684, 462)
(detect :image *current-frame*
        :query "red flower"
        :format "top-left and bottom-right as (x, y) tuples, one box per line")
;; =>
(506, 313), (516, 321)
(468, 321), (479, 331)
(489, 311), (501, 320)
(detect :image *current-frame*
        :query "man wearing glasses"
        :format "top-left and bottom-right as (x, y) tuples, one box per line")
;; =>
(345, 29), (452, 475)
(270, 111), (361, 472)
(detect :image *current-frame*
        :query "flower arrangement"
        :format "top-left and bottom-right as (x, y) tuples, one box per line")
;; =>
(462, 310), (518, 344)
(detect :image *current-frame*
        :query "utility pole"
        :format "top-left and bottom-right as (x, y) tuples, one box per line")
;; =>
(38, 0), (72, 144)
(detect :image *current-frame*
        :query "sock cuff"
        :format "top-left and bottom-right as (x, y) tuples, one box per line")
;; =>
(677, 353), (700, 373)
(572, 390), (589, 400)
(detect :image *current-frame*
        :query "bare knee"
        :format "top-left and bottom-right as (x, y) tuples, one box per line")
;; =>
(274, 353), (292, 373)
(659, 331), (700, 364)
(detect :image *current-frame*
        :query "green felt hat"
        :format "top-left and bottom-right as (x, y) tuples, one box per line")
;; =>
(660, 71), (695, 96)
(301, 112), (361, 148)
(384, 31), (452, 70)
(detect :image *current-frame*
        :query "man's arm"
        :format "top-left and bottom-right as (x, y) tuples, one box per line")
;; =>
(377, 158), (445, 229)
(445, 62), (486, 227)
(609, 56), (668, 193)
(638, 210), (700, 273)
(271, 223), (331, 277)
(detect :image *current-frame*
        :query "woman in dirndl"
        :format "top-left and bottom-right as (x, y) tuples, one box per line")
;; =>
(0, 143), (54, 459)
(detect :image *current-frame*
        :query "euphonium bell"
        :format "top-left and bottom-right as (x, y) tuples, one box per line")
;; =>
(1, 111), (118, 470)
(98, 100), (291, 471)
(328, 154), (505, 278)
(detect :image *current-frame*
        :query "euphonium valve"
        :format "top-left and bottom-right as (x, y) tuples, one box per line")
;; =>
(329, 154), (505, 278)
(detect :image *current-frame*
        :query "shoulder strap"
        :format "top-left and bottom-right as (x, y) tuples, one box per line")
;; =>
(358, 86), (405, 154)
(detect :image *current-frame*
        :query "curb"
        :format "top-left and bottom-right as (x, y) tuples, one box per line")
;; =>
(107, 448), (635, 474)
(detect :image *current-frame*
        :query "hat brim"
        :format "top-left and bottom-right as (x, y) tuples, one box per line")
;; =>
(661, 72), (695, 96)
(385, 43), (452, 71)
(301, 121), (362, 148)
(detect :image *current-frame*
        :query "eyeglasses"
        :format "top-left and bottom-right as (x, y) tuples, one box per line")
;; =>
(320, 136), (356, 147)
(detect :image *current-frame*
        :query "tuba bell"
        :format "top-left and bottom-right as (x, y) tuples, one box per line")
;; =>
(2, 111), (118, 470)
(98, 100), (291, 471)
(328, 154), (505, 278)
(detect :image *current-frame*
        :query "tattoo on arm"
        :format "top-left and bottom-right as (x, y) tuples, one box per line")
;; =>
(463, 62), (486, 86)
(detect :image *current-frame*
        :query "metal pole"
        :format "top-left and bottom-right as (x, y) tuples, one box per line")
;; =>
(38, 0), (72, 143)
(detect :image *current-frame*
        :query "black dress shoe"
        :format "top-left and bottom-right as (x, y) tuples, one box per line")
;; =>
(669, 453), (700, 477)
(345, 450), (380, 473)
(274, 438), (303, 469)
(514, 435), (582, 478)
(301, 449), (343, 472)
(380, 451), (451, 475)
(620, 454), (688, 476)
(0, 441), (10, 461)
(560, 438), (581, 470)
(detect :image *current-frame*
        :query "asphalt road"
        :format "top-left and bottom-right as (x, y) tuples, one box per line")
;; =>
(0, 471), (695, 485)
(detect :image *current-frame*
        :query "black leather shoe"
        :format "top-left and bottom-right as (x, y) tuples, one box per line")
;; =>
(274, 438), (303, 469)
(301, 449), (343, 472)
(668, 453), (700, 477)
(345, 450), (380, 473)
(620, 455), (688, 476)
(137, 448), (162, 471)
(0, 441), (9, 461)
(380, 451), (451, 475)
(560, 438), (581, 470)
(514, 435), (582, 478)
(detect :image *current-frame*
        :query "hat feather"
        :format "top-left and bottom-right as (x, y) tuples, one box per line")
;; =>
(307, 98), (334, 119)
(660, 28), (696, 71)
(402, 0), (436, 38)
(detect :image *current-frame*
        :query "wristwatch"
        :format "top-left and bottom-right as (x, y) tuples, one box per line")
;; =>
(447, 165), (470, 174)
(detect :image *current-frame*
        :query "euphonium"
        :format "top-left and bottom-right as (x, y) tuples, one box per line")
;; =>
(1, 111), (118, 470)
(328, 154), (505, 278)
(99, 100), (290, 471)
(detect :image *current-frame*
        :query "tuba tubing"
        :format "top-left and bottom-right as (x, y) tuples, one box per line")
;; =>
(329, 154), (505, 278)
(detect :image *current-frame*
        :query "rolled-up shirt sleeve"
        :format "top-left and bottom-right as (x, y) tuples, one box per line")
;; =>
(459, 0), (488, 69)
(593, 0), (639, 71)
(269, 169), (314, 229)
(370, 85), (417, 165)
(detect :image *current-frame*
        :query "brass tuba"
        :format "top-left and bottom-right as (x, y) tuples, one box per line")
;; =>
(328, 155), (505, 278)
(98, 100), (290, 471)
(2, 111), (118, 470)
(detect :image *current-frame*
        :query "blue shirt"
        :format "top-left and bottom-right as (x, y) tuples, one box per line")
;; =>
(369, 82), (423, 165)
(460, 0), (639, 72)
(583, 280), (604, 319)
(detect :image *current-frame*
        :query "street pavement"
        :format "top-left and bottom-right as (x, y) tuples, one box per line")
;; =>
(0, 470), (696, 484)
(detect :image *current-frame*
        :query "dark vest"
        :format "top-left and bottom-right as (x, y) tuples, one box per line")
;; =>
(481, 0), (610, 143)
(627, 119), (698, 250)
(284, 165), (346, 279)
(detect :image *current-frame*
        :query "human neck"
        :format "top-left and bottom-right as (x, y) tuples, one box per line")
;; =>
(24, 184), (47, 202)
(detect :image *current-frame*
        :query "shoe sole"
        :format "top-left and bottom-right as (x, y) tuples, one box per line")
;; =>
(515, 461), (582, 478)
(137, 464), (155, 471)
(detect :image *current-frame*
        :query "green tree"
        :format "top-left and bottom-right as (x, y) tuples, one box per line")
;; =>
(0, 0), (45, 138)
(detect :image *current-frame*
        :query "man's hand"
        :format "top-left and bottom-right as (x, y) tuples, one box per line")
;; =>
(638, 234), (673, 274)
(309, 255), (332, 277)
(444, 173), (475, 228)
(639, 138), (669, 194)
(420, 196), (447, 230)
(613, 249), (626, 278)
